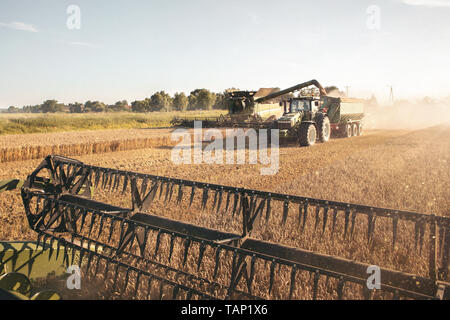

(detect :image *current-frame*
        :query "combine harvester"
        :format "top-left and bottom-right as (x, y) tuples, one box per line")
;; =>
(4, 155), (448, 300)
(172, 80), (365, 146)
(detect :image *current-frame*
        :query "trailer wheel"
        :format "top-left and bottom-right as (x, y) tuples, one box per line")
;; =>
(316, 114), (331, 143)
(345, 123), (352, 138)
(357, 123), (363, 136)
(352, 123), (358, 137)
(298, 123), (317, 146)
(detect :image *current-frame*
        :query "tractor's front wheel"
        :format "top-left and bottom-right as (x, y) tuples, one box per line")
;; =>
(298, 123), (317, 147)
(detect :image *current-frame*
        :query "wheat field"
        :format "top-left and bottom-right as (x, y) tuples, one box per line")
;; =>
(0, 125), (449, 299)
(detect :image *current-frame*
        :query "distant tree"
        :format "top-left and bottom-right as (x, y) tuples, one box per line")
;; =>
(188, 89), (216, 110)
(69, 102), (84, 113)
(108, 100), (130, 112)
(172, 92), (189, 111)
(131, 99), (150, 112)
(7, 106), (19, 113)
(213, 92), (227, 110)
(149, 91), (173, 112)
(23, 105), (41, 113)
(84, 101), (106, 112)
(41, 100), (58, 113)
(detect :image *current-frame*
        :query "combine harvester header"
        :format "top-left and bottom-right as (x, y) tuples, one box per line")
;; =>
(11, 155), (450, 300)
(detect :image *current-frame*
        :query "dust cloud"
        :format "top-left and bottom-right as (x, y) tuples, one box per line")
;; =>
(363, 97), (450, 130)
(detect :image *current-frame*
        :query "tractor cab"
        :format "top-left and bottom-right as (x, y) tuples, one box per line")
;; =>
(277, 97), (322, 130)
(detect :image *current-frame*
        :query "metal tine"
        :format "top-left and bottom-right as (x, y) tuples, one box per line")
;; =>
(392, 216), (398, 249)
(164, 180), (171, 202)
(281, 199), (289, 226)
(88, 212), (98, 237)
(118, 219), (126, 250)
(158, 280), (164, 300)
(314, 206), (321, 231)
(86, 250), (94, 274)
(350, 211), (357, 239)
(225, 191), (231, 213)
(101, 170), (107, 189)
(312, 270), (320, 300)
(108, 217), (118, 243)
(367, 210), (374, 243)
(322, 206), (329, 235)
(176, 183), (184, 205)
(168, 182), (175, 202)
(139, 227), (150, 259)
(302, 201), (309, 231)
(419, 221), (425, 253)
(186, 290), (193, 300)
(343, 207), (351, 239)
(289, 265), (297, 300)
(112, 263), (120, 292)
(154, 230), (163, 258)
(48, 237), (56, 261)
(79, 209), (88, 233)
(213, 245), (222, 279)
(269, 259), (276, 295)
(201, 187), (209, 210)
(113, 173), (123, 192)
(134, 272), (141, 298)
(141, 177), (149, 196)
(183, 237), (191, 267)
(337, 276), (345, 300)
(36, 233), (44, 252)
(56, 237), (61, 261)
(122, 174), (129, 195)
(70, 243), (77, 266)
(77, 239), (85, 267)
(215, 188), (223, 214)
(97, 214), (105, 239)
(94, 169), (101, 188)
(212, 189), (219, 211)
(232, 191), (240, 216)
(107, 171), (114, 190)
(111, 172), (118, 192)
(414, 220), (420, 250)
(172, 285), (180, 300)
(159, 181), (165, 199)
(298, 203), (303, 226)
(123, 268), (131, 294)
(197, 241), (206, 271)
(247, 255), (257, 294)
(94, 254), (101, 278)
(168, 233), (176, 263)
(189, 185), (196, 207)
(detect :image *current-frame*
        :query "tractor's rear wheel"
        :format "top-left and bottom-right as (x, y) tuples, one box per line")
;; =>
(298, 123), (317, 147)
(316, 114), (331, 143)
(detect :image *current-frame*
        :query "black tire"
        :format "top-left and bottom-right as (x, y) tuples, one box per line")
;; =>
(316, 114), (331, 143)
(298, 123), (317, 147)
(357, 123), (363, 136)
(345, 123), (352, 138)
(352, 123), (358, 137)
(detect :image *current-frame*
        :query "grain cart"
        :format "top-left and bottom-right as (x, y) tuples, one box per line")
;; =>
(277, 95), (365, 146)
(6, 155), (449, 300)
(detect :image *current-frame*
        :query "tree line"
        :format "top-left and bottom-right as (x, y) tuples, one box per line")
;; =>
(5, 89), (228, 113)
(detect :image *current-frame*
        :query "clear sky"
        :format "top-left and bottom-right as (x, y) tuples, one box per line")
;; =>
(0, 0), (449, 108)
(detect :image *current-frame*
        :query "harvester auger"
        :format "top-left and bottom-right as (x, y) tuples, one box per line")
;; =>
(18, 155), (450, 300)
